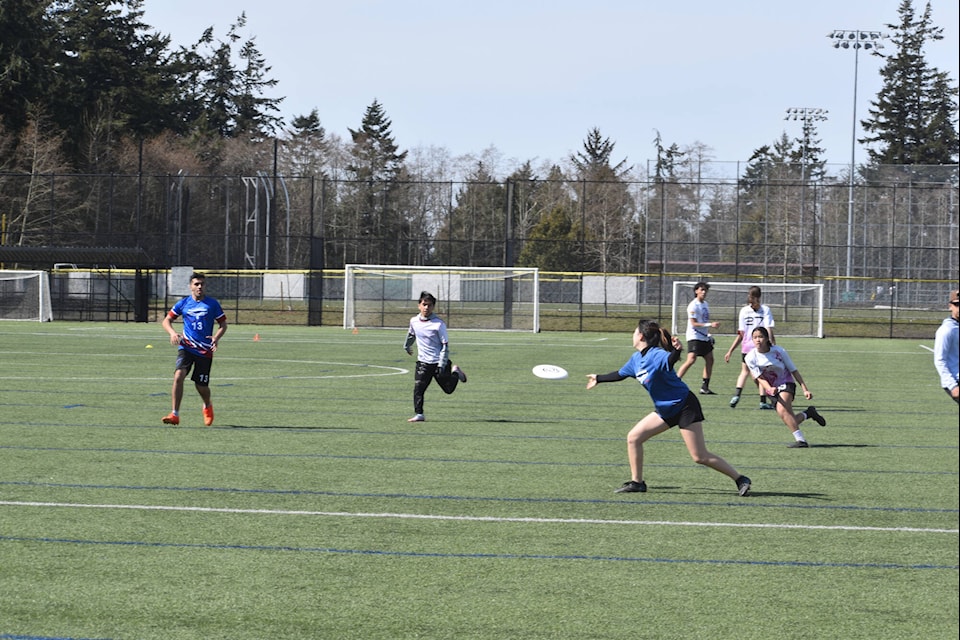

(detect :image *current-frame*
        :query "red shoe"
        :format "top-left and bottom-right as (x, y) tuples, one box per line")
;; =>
(162, 413), (180, 425)
(203, 406), (214, 426)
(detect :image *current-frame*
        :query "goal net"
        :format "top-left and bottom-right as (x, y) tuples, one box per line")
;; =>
(671, 281), (824, 338)
(344, 265), (540, 332)
(0, 270), (54, 321)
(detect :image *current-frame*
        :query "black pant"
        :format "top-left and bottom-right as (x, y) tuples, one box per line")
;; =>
(413, 361), (459, 414)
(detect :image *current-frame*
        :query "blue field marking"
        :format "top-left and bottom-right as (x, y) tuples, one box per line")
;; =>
(1, 441), (958, 474)
(2, 480), (956, 515)
(0, 534), (954, 571)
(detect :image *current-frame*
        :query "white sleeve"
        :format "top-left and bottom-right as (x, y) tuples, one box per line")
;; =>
(934, 323), (958, 389)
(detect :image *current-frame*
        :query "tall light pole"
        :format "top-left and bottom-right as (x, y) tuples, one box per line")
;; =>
(828, 29), (884, 292)
(785, 108), (828, 280)
(785, 107), (829, 169)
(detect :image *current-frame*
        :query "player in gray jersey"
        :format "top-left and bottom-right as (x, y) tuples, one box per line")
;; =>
(403, 291), (467, 422)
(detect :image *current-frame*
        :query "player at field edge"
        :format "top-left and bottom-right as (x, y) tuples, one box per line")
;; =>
(403, 291), (467, 422)
(675, 281), (720, 395)
(724, 286), (777, 410)
(161, 272), (227, 426)
(744, 326), (825, 448)
(933, 288), (959, 403)
(586, 319), (751, 497)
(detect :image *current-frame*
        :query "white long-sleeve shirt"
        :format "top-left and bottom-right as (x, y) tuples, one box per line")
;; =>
(933, 316), (959, 391)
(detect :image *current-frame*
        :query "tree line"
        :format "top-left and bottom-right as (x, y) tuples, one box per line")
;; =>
(0, 0), (957, 273)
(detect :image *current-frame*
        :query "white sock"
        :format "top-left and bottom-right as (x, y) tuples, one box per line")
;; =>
(792, 429), (805, 442)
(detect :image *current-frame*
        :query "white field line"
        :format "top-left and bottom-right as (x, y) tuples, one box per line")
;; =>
(1, 501), (956, 534)
(919, 344), (934, 353)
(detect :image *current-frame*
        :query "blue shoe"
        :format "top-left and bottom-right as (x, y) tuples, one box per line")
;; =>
(759, 403), (775, 410)
(729, 395), (740, 408)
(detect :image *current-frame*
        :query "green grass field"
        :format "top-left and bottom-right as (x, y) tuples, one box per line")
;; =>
(1, 322), (957, 640)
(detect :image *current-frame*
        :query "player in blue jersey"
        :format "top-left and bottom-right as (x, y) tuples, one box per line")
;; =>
(933, 288), (959, 403)
(586, 319), (751, 496)
(403, 291), (466, 422)
(161, 272), (227, 426)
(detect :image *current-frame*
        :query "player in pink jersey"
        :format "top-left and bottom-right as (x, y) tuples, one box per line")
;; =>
(744, 327), (825, 448)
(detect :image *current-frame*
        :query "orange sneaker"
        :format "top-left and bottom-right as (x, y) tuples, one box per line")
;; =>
(202, 406), (214, 426)
(162, 413), (180, 425)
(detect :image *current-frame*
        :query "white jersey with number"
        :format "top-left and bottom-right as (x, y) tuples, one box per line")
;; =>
(738, 304), (775, 355)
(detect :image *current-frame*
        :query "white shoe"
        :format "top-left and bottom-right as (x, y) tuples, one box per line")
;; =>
(407, 414), (425, 422)
(452, 365), (467, 383)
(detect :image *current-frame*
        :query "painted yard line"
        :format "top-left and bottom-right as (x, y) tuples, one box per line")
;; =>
(2, 500), (956, 534)
(919, 344), (934, 353)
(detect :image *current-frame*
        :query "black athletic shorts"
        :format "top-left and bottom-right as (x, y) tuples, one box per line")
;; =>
(175, 350), (213, 386)
(661, 392), (705, 429)
(687, 338), (714, 357)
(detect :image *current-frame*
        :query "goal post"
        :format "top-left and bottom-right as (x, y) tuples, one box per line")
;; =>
(671, 281), (824, 338)
(0, 270), (54, 322)
(344, 265), (540, 332)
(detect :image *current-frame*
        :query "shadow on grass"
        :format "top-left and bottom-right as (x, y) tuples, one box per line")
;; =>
(225, 424), (358, 430)
(802, 443), (875, 449)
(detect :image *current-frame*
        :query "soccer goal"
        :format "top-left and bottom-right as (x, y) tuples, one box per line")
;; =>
(0, 270), (54, 322)
(671, 281), (824, 338)
(344, 265), (540, 332)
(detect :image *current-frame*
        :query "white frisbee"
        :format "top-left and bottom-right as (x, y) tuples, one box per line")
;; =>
(532, 364), (569, 380)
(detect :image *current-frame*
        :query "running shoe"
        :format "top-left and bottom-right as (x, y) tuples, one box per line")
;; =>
(699, 388), (716, 395)
(736, 475), (752, 496)
(203, 406), (214, 426)
(759, 403), (775, 410)
(407, 414), (425, 423)
(787, 440), (810, 448)
(729, 395), (740, 408)
(805, 406), (826, 426)
(614, 480), (647, 493)
(452, 365), (467, 383)
(161, 413), (180, 426)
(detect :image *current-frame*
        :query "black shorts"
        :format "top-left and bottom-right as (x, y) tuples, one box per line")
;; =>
(661, 392), (705, 429)
(175, 350), (213, 386)
(772, 382), (797, 400)
(687, 339), (714, 357)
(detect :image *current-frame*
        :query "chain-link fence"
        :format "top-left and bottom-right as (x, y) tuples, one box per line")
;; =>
(1, 163), (956, 336)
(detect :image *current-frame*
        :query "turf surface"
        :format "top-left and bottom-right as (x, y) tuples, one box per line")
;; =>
(1, 322), (957, 639)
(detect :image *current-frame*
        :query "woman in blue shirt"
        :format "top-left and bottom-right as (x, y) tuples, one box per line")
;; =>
(587, 320), (752, 496)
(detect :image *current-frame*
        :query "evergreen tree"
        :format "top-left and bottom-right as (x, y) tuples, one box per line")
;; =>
(437, 162), (506, 266)
(185, 14), (283, 141)
(570, 128), (635, 271)
(48, 0), (179, 169)
(517, 205), (586, 271)
(338, 99), (410, 264)
(0, 0), (56, 135)
(861, 0), (959, 165)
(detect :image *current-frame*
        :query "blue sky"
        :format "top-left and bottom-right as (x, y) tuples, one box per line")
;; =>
(143, 0), (959, 171)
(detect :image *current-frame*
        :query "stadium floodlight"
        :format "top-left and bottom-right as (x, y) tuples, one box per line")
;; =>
(827, 29), (885, 292)
(784, 108), (828, 167)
